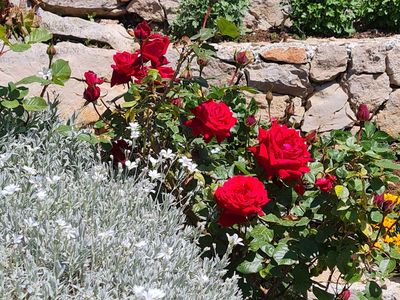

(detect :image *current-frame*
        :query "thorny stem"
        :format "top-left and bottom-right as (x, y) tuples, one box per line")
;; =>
(202, 0), (215, 29)
(92, 102), (108, 124)
(228, 67), (239, 86)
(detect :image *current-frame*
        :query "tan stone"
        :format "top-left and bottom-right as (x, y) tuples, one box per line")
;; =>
(261, 47), (308, 64)
(387, 46), (400, 87)
(40, 0), (126, 17)
(302, 83), (355, 132)
(310, 44), (348, 82)
(346, 73), (392, 112)
(244, 0), (291, 30)
(127, 0), (180, 22)
(351, 43), (387, 74)
(377, 89), (400, 137)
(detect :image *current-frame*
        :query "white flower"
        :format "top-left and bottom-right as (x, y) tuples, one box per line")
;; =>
(121, 239), (132, 249)
(211, 147), (221, 154)
(97, 229), (115, 239)
(55, 218), (78, 239)
(55, 218), (67, 227)
(125, 159), (138, 170)
(133, 240), (147, 248)
(35, 189), (47, 200)
(178, 156), (198, 173)
(159, 149), (175, 160)
(25, 217), (39, 228)
(38, 67), (52, 80)
(12, 234), (23, 245)
(134, 286), (165, 300)
(155, 244), (173, 260)
(199, 273), (209, 284)
(128, 122), (141, 140)
(22, 166), (37, 175)
(1, 184), (21, 196)
(226, 233), (244, 247)
(46, 175), (61, 184)
(148, 170), (161, 181)
(149, 156), (159, 167)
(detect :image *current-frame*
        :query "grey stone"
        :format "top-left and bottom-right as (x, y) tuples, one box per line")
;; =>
(346, 73), (392, 112)
(245, 62), (313, 97)
(302, 83), (355, 132)
(377, 89), (400, 137)
(39, 9), (137, 51)
(40, 0), (126, 17)
(351, 43), (387, 74)
(310, 44), (348, 82)
(0, 42), (126, 124)
(387, 46), (400, 86)
(244, 0), (291, 31)
(127, 0), (180, 23)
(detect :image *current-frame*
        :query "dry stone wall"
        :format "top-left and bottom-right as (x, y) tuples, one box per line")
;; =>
(3, 0), (400, 137)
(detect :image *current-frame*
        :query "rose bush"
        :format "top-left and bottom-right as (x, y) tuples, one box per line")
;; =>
(63, 19), (400, 299)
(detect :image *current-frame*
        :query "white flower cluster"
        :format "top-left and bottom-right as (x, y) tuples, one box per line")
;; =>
(0, 110), (242, 299)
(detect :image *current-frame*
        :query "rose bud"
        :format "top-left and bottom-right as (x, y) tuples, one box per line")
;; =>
(171, 98), (183, 107)
(181, 68), (192, 80)
(133, 20), (152, 40)
(83, 85), (101, 102)
(294, 182), (305, 196)
(304, 130), (317, 144)
(234, 50), (254, 67)
(46, 44), (56, 58)
(374, 193), (385, 208)
(337, 289), (351, 300)
(382, 200), (394, 213)
(315, 174), (336, 192)
(357, 104), (370, 123)
(197, 57), (209, 68)
(265, 90), (273, 105)
(246, 115), (257, 127)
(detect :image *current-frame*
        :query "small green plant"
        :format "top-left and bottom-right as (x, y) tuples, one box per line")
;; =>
(358, 0), (400, 32)
(171, 0), (250, 38)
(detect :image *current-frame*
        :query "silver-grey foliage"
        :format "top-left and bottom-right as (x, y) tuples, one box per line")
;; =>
(0, 111), (241, 300)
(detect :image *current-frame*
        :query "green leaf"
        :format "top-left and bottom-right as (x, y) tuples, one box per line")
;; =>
(1, 100), (20, 109)
(77, 133), (98, 144)
(216, 17), (240, 39)
(375, 159), (400, 170)
(25, 28), (53, 44)
(379, 258), (396, 275)
(55, 125), (73, 135)
(22, 97), (48, 111)
(9, 43), (31, 52)
(249, 225), (274, 251)
(236, 254), (263, 274)
(273, 242), (297, 265)
(335, 185), (349, 201)
(16, 75), (51, 86)
(0, 25), (10, 45)
(51, 59), (71, 86)
(190, 28), (215, 41)
(365, 281), (382, 300)
(313, 286), (334, 300)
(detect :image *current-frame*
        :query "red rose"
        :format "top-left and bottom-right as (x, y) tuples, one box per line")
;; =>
(83, 85), (101, 102)
(315, 174), (336, 192)
(356, 103), (370, 122)
(184, 99), (237, 143)
(110, 139), (131, 166)
(249, 122), (312, 182)
(134, 20), (151, 40)
(214, 175), (270, 227)
(84, 71), (103, 86)
(141, 34), (170, 67)
(156, 66), (174, 79)
(337, 290), (350, 300)
(111, 52), (140, 86)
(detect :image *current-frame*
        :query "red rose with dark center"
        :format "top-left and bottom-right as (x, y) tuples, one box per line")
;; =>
(83, 85), (101, 102)
(84, 71), (103, 86)
(315, 174), (336, 192)
(110, 140), (131, 166)
(156, 66), (174, 79)
(141, 34), (170, 67)
(111, 52), (140, 86)
(134, 20), (151, 40)
(184, 99), (237, 143)
(249, 122), (312, 182)
(214, 175), (270, 227)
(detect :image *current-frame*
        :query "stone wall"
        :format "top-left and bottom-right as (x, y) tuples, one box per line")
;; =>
(2, 1), (400, 137)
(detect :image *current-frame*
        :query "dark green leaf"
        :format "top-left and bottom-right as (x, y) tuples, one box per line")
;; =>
(51, 59), (71, 86)
(22, 97), (48, 111)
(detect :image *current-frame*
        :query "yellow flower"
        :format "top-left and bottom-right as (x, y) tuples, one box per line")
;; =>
(382, 216), (397, 232)
(384, 193), (400, 205)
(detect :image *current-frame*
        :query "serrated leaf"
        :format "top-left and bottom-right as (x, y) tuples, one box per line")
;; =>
(236, 254), (263, 274)
(22, 97), (48, 111)
(25, 28), (53, 44)
(9, 43), (31, 52)
(216, 17), (240, 39)
(375, 159), (400, 170)
(16, 75), (52, 86)
(1, 100), (19, 109)
(51, 59), (71, 86)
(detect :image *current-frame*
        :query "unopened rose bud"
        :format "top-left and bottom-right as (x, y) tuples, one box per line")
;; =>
(47, 44), (56, 57)
(234, 50), (254, 67)
(383, 200), (394, 213)
(171, 98), (183, 107)
(197, 57), (209, 67)
(374, 193), (385, 208)
(337, 290), (350, 300)
(285, 102), (295, 116)
(181, 68), (192, 80)
(246, 115), (257, 127)
(357, 104), (370, 123)
(304, 130), (317, 144)
(265, 90), (273, 104)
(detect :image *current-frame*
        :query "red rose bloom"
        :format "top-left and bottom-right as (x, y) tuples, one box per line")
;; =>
(337, 290), (350, 300)
(214, 175), (270, 227)
(315, 174), (336, 192)
(156, 66), (174, 79)
(110, 139), (131, 166)
(134, 20), (151, 40)
(84, 71), (103, 86)
(111, 52), (140, 86)
(249, 122), (312, 182)
(141, 34), (170, 67)
(83, 85), (101, 102)
(184, 99), (237, 143)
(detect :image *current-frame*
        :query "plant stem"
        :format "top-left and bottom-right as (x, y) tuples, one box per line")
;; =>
(228, 67), (238, 86)
(202, 0), (214, 29)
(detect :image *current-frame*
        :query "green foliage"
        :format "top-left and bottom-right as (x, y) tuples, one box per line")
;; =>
(171, 0), (249, 38)
(290, 0), (400, 36)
